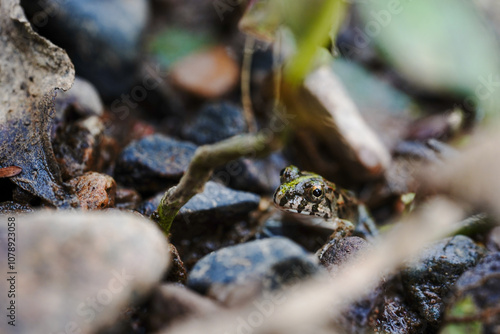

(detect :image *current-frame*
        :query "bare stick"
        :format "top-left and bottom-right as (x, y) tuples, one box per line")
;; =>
(241, 36), (257, 133)
(153, 132), (282, 235)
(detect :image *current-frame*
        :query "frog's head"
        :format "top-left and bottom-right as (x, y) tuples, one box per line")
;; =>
(273, 165), (337, 218)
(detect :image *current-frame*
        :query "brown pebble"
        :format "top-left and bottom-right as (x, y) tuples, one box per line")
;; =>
(171, 46), (239, 98)
(69, 172), (116, 210)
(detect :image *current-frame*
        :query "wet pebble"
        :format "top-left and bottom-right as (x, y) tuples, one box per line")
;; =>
(52, 115), (106, 180)
(216, 153), (288, 194)
(115, 134), (197, 193)
(1, 210), (169, 334)
(172, 181), (260, 226)
(317, 236), (370, 276)
(445, 252), (500, 332)
(147, 284), (221, 331)
(401, 235), (484, 325)
(54, 76), (104, 118)
(68, 172), (116, 210)
(114, 187), (141, 210)
(187, 237), (320, 305)
(182, 102), (247, 145)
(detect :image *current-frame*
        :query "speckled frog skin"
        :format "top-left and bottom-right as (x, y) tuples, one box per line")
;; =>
(273, 165), (358, 237)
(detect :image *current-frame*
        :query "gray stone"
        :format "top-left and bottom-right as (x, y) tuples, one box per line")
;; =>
(187, 237), (320, 305)
(115, 134), (197, 192)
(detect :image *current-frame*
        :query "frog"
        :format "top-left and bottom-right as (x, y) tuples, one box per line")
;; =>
(273, 165), (374, 240)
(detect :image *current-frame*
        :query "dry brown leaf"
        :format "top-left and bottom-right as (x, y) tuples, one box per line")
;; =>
(0, 166), (22, 178)
(0, 0), (77, 207)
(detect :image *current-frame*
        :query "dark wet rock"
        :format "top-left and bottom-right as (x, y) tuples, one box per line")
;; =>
(256, 211), (335, 253)
(52, 115), (107, 180)
(115, 187), (141, 210)
(169, 181), (260, 269)
(68, 172), (116, 210)
(317, 236), (370, 276)
(22, 0), (149, 100)
(165, 244), (188, 285)
(173, 181), (260, 226)
(445, 252), (500, 332)
(0, 201), (33, 214)
(147, 284), (221, 332)
(216, 153), (288, 194)
(115, 134), (197, 193)
(182, 102), (247, 145)
(187, 237), (320, 305)
(137, 192), (164, 217)
(139, 181), (260, 222)
(138, 182), (260, 269)
(0, 210), (169, 334)
(401, 235), (484, 325)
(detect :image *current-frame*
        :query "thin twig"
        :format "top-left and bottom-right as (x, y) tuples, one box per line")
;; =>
(241, 35), (257, 133)
(152, 132), (282, 235)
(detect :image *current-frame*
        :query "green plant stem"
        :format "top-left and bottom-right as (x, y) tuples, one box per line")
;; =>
(152, 132), (282, 235)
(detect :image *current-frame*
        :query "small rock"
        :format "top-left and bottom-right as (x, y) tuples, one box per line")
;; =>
(171, 46), (239, 98)
(115, 187), (141, 210)
(182, 102), (247, 145)
(0, 210), (169, 334)
(173, 181), (260, 226)
(401, 235), (484, 325)
(147, 284), (221, 332)
(0, 201), (33, 214)
(52, 115), (106, 180)
(215, 153), (288, 194)
(115, 134), (197, 193)
(169, 181), (260, 268)
(54, 76), (104, 118)
(68, 172), (116, 210)
(187, 237), (320, 305)
(317, 236), (370, 276)
(445, 252), (500, 333)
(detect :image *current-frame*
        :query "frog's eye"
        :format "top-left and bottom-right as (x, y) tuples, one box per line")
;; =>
(312, 187), (323, 198)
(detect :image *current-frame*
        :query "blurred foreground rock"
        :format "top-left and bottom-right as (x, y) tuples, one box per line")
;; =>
(0, 210), (170, 333)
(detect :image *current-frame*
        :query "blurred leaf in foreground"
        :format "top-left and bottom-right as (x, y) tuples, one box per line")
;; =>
(441, 296), (481, 334)
(239, 0), (347, 84)
(357, 0), (500, 120)
(149, 27), (215, 68)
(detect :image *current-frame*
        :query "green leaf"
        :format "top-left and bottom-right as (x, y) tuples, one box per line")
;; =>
(148, 27), (215, 67)
(357, 0), (500, 120)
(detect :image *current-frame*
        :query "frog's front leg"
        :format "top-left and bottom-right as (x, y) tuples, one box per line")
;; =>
(329, 218), (355, 241)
